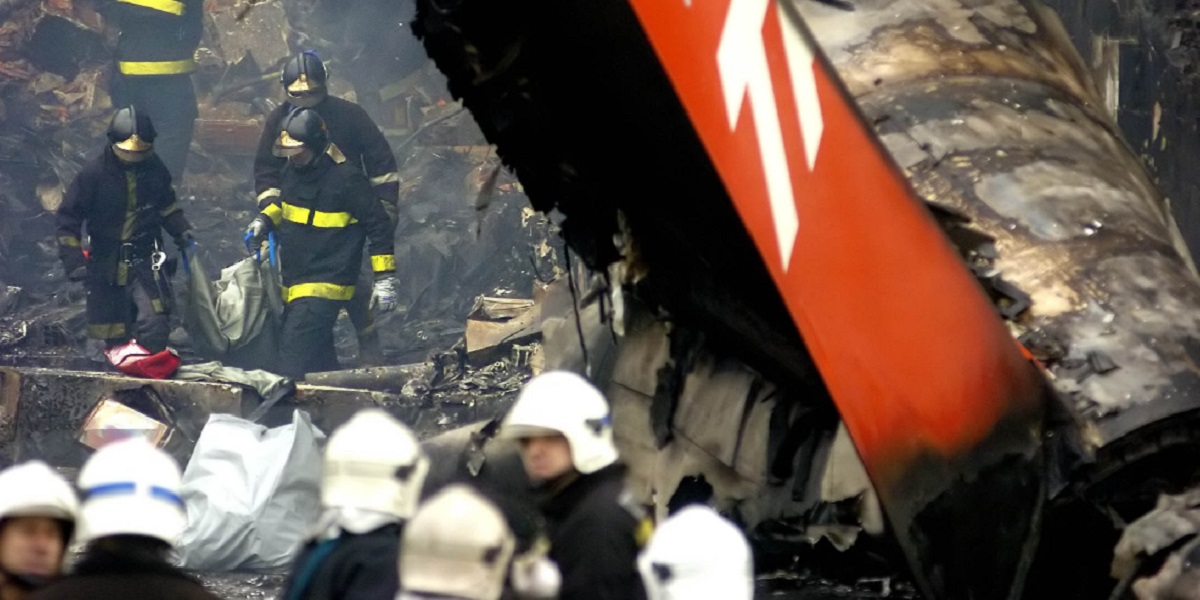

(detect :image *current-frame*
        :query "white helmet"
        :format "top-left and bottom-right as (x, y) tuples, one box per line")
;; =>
(399, 484), (515, 600)
(499, 370), (619, 474)
(322, 409), (428, 520)
(76, 437), (186, 546)
(0, 461), (78, 540)
(637, 505), (754, 600)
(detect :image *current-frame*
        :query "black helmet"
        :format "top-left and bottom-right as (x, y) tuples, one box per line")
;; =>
(281, 51), (328, 104)
(273, 107), (329, 158)
(107, 106), (156, 152)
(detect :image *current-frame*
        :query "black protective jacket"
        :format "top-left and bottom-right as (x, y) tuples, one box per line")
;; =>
(254, 96), (399, 212)
(279, 524), (402, 600)
(29, 543), (220, 600)
(56, 147), (190, 285)
(539, 464), (650, 600)
(258, 149), (396, 303)
(104, 0), (204, 75)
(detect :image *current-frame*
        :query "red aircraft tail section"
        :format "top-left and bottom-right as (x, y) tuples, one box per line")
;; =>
(626, 1), (1053, 598)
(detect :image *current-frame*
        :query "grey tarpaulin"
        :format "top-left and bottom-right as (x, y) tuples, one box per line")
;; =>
(176, 409), (325, 572)
(181, 251), (283, 373)
(174, 361), (295, 407)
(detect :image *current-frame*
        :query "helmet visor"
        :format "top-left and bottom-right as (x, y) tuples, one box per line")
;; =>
(272, 130), (308, 158)
(113, 134), (152, 152)
(112, 146), (152, 163)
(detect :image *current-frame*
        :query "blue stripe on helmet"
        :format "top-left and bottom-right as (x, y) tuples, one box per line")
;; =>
(83, 482), (184, 508)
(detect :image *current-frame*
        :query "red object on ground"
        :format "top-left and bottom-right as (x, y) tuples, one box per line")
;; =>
(104, 340), (181, 379)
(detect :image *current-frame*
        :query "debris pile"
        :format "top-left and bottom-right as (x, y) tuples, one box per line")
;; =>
(0, 0), (559, 369)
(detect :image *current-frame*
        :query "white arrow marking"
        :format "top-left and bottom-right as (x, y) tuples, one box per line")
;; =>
(717, 0), (799, 272)
(777, 3), (823, 171)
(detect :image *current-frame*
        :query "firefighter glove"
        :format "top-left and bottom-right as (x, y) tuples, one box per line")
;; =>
(64, 253), (87, 282)
(175, 230), (196, 254)
(370, 275), (399, 313)
(243, 216), (271, 255)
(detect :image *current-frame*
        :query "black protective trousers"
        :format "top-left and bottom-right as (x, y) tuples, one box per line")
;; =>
(85, 266), (171, 352)
(279, 296), (346, 380)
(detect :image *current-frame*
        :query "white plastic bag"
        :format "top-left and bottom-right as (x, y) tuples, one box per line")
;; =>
(176, 410), (325, 571)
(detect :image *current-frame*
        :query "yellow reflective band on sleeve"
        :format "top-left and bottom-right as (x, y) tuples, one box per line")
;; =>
(256, 188), (281, 203)
(283, 282), (356, 303)
(88, 323), (127, 340)
(371, 255), (396, 272)
(58, 235), (81, 247)
(118, 0), (184, 14)
(281, 203), (357, 228)
(118, 59), (196, 76)
(159, 203), (182, 217)
(261, 204), (283, 226)
(369, 172), (400, 186)
(634, 517), (654, 548)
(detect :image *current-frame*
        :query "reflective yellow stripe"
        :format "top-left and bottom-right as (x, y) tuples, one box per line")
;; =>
(118, 59), (196, 76)
(118, 0), (184, 14)
(160, 202), (182, 217)
(121, 172), (137, 242)
(58, 235), (81, 247)
(634, 517), (654, 548)
(281, 202), (357, 228)
(369, 172), (400, 186)
(151, 298), (165, 313)
(256, 188), (281, 203)
(261, 204), (282, 226)
(88, 323), (127, 339)
(283, 282), (355, 302)
(371, 255), (396, 272)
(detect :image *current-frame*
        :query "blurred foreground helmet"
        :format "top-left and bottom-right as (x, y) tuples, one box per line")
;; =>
(500, 370), (619, 474)
(637, 505), (754, 600)
(0, 461), (78, 544)
(281, 51), (328, 108)
(76, 437), (185, 546)
(273, 107), (329, 159)
(400, 484), (515, 600)
(107, 106), (156, 163)
(322, 408), (427, 520)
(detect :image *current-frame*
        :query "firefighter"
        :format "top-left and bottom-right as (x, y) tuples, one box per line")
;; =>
(0, 462), (78, 599)
(280, 408), (427, 600)
(253, 51), (401, 365)
(499, 370), (652, 600)
(244, 107), (398, 379)
(57, 106), (195, 355)
(397, 484), (516, 600)
(102, 0), (203, 181)
(29, 437), (220, 600)
(636, 505), (754, 600)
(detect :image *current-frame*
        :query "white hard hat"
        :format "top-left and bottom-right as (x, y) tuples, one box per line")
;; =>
(322, 409), (428, 520)
(0, 461), (78, 536)
(399, 484), (515, 600)
(499, 370), (619, 474)
(76, 437), (186, 546)
(637, 505), (754, 600)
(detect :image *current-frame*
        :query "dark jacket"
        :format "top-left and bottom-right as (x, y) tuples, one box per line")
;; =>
(254, 96), (400, 211)
(104, 0), (204, 75)
(539, 464), (650, 600)
(56, 147), (190, 285)
(280, 524), (402, 600)
(28, 543), (220, 600)
(259, 149), (396, 302)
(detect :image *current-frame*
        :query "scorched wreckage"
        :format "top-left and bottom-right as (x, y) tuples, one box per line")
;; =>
(0, 0), (1199, 597)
